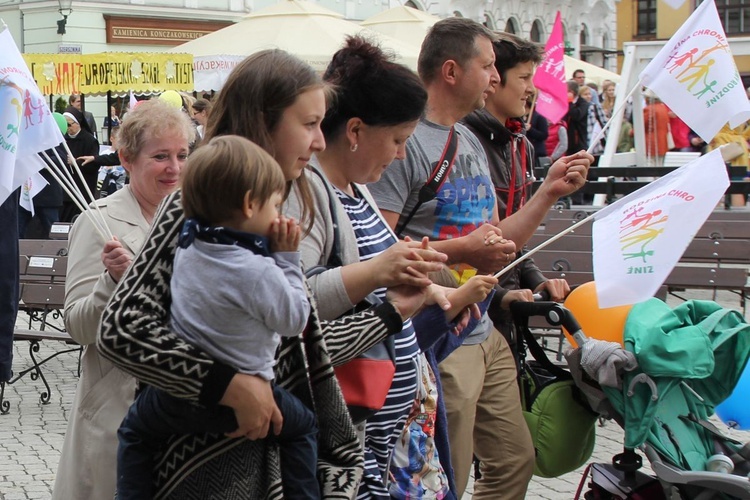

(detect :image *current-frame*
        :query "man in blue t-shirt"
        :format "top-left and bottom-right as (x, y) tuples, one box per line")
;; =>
(369, 17), (592, 499)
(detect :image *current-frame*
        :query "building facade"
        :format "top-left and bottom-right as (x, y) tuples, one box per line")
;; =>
(616, 0), (750, 80)
(0, 0), (616, 128)
(409, 0), (617, 69)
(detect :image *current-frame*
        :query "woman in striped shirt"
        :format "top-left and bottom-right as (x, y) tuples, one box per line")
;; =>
(286, 37), (488, 499)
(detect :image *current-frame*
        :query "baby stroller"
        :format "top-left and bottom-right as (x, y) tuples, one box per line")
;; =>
(560, 298), (750, 500)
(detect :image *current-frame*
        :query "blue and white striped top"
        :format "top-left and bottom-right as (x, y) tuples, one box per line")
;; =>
(335, 186), (420, 500)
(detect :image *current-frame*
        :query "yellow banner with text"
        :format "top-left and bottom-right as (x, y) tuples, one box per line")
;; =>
(22, 52), (193, 95)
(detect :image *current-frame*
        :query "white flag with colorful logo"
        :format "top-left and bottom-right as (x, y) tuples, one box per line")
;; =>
(0, 27), (64, 205)
(639, 0), (750, 142)
(592, 148), (729, 307)
(533, 12), (568, 124)
(19, 167), (48, 216)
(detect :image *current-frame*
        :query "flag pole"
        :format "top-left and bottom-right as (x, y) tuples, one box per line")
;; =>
(60, 141), (114, 239)
(493, 213), (595, 278)
(585, 80), (642, 155)
(50, 147), (91, 205)
(40, 151), (109, 242)
(50, 146), (109, 225)
(49, 147), (112, 239)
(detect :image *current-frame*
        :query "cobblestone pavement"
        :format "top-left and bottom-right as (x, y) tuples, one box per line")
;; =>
(1, 290), (748, 499)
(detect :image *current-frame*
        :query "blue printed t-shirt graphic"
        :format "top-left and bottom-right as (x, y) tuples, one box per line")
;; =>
(368, 120), (497, 285)
(432, 156), (495, 241)
(430, 141), (495, 284)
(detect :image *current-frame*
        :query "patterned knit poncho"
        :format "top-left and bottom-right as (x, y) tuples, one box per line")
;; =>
(98, 190), (403, 499)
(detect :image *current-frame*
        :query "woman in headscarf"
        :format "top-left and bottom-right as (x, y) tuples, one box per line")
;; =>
(61, 106), (100, 222)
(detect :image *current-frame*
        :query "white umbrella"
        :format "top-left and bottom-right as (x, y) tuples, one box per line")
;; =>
(171, 0), (420, 91)
(564, 55), (620, 86)
(361, 6), (440, 49)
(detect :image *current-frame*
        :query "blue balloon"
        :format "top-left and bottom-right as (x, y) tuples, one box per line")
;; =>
(716, 360), (750, 430)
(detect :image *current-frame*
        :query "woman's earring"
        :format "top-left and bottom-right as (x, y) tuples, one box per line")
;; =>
(350, 143), (358, 152)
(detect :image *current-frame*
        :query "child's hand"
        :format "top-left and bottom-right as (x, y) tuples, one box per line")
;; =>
(441, 274), (498, 328)
(482, 229), (504, 246)
(458, 275), (498, 304)
(269, 215), (300, 253)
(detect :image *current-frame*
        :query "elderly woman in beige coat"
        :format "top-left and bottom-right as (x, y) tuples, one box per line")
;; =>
(52, 99), (195, 500)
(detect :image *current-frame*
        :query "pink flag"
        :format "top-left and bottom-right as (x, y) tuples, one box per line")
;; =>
(639, 0), (750, 142)
(533, 12), (568, 124)
(592, 149), (729, 307)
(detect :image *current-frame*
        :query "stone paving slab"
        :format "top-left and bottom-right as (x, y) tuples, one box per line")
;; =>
(1, 290), (749, 499)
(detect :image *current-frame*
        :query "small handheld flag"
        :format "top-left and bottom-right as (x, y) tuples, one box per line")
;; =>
(592, 149), (729, 307)
(639, 0), (750, 142)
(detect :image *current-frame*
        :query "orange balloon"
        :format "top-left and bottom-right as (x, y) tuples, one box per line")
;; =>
(562, 281), (632, 348)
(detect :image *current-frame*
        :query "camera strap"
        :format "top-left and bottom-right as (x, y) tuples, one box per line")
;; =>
(395, 126), (459, 238)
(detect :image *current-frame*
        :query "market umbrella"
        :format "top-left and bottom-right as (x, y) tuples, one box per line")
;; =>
(171, 0), (420, 91)
(361, 5), (440, 49)
(564, 55), (620, 85)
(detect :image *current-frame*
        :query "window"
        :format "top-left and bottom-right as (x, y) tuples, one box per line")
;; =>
(484, 13), (495, 30)
(505, 17), (519, 34)
(580, 24), (589, 61)
(530, 19), (544, 42)
(715, 0), (750, 34)
(637, 0), (657, 36)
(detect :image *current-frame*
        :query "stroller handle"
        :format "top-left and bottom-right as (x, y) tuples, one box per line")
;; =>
(511, 299), (589, 346)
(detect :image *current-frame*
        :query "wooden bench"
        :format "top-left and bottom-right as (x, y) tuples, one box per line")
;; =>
(1, 239), (81, 415)
(17, 254), (67, 332)
(1, 329), (81, 414)
(540, 218), (750, 240)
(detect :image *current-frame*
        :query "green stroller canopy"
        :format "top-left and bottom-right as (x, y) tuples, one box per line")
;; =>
(602, 299), (750, 471)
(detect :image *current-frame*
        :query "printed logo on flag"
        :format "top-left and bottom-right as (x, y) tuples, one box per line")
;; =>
(619, 206), (669, 271)
(1, 28), (66, 206)
(539, 46), (566, 84)
(664, 30), (736, 105)
(1, 67), (53, 153)
(617, 188), (700, 274)
(0, 76), (23, 154)
(21, 175), (33, 202)
(593, 149), (728, 308)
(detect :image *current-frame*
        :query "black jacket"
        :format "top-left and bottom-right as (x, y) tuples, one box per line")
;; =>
(91, 151), (121, 167)
(63, 130), (100, 202)
(33, 145), (66, 208)
(565, 98), (589, 155)
(526, 110), (549, 159)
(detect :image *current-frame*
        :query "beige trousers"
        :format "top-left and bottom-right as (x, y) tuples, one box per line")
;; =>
(439, 327), (535, 499)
